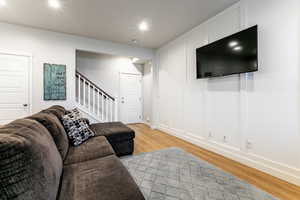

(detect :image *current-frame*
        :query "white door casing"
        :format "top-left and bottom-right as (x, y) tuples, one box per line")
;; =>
(119, 73), (142, 124)
(0, 52), (31, 125)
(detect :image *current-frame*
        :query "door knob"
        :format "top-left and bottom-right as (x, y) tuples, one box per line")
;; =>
(23, 104), (28, 107)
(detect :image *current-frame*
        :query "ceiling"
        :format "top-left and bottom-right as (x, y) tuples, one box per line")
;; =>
(0, 0), (239, 49)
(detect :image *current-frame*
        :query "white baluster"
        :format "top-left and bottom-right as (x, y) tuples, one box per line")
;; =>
(105, 96), (109, 122)
(88, 83), (91, 111)
(110, 99), (113, 122)
(76, 75), (78, 102)
(102, 94), (104, 121)
(93, 86), (96, 113)
(114, 98), (118, 121)
(83, 79), (86, 108)
(77, 75), (81, 104)
(90, 85), (93, 113)
(97, 90), (100, 117)
(109, 98), (111, 122)
(107, 97), (110, 122)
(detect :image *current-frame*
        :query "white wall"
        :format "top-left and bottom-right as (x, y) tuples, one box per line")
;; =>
(76, 51), (143, 98)
(0, 22), (154, 114)
(142, 62), (153, 124)
(155, 0), (300, 185)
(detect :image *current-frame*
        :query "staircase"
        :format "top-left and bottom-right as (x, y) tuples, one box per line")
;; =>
(75, 71), (118, 122)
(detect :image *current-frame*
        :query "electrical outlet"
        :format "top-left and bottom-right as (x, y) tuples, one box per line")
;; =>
(246, 140), (253, 149)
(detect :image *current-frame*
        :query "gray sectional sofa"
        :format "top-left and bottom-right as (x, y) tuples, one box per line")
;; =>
(0, 105), (144, 200)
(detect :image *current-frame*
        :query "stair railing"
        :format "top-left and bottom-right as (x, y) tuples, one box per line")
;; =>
(75, 71), (118, 122)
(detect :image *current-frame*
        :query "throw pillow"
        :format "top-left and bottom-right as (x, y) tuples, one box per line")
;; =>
(62, 109), (95, 146)
(65, 108), (82, 119)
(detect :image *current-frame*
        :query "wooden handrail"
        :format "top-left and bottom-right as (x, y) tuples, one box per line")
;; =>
(76, 70), (115, 101)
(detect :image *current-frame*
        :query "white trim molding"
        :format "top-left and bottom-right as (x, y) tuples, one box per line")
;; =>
(158, 125), (300, 186)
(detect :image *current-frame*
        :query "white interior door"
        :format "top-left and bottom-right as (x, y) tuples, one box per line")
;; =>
(0, 53), (31, 125)
(120, 73), (142, 124)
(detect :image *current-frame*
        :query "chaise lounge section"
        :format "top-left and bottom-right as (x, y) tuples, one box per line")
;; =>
(90, 122), (135, 156)
(0, 105), (144, 200)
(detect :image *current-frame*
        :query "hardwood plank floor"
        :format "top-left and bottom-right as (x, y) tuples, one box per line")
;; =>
(129, 123), (300, 200)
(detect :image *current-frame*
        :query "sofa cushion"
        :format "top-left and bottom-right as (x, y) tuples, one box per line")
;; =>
(64, 136), (115, 165)
(0, 119), (62, 200)
(41, 105), (67, 120)
(90, 122), (135, 143)
(27, 112), (69, 160)
(58, 155), (145, 200)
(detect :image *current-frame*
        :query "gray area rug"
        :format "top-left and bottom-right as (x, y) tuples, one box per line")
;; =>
(121, 147), (279, 200)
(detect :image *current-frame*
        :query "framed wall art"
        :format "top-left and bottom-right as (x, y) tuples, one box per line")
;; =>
(44, 63), (66, 100)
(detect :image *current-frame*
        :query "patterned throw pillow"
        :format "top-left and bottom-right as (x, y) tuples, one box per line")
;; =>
(62, 109), (95, 146)
(65, 108), (82, 119)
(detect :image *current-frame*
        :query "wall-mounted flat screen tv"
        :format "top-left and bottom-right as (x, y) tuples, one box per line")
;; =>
(196, 25), (258, 79)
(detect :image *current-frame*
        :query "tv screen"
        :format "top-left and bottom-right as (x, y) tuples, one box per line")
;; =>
(196, 25), (258, 79)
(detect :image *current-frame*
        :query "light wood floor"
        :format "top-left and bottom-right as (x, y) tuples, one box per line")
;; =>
(129, 123), (300, 200)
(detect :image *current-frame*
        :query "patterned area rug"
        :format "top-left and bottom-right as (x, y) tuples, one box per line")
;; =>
(121, 147), (279, 200)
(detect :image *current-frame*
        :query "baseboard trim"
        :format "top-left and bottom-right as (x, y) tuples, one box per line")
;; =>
(158, 125), (300, 186)
(141, 121), (158, 130)
(142, 120), (151, 126)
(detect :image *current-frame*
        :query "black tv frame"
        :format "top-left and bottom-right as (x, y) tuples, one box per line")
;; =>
(196, 25), (258, 79)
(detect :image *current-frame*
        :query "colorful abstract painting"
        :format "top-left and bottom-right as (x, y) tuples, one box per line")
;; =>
(44, 63), (66, 100)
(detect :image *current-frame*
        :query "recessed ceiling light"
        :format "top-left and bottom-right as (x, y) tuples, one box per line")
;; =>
(139, 21), (149, 32)
(0, 0), (7, 7)
(233, 46), (243, 51)
(48, 0), (61, 9)
(229, 41), (238, 47)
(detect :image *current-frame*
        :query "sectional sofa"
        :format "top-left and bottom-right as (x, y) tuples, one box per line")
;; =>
(0, 105), (144, 200)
